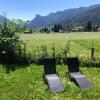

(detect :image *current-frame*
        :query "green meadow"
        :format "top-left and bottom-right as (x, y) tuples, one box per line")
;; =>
(21, 32), (100, 59)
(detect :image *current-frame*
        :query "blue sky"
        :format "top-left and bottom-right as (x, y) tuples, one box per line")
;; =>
(0, 0), (100, 21)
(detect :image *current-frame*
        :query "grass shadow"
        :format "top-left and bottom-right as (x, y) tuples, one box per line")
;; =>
(1, 63), (30, 73)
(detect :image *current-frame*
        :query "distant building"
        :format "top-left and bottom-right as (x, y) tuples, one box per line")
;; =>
(71, 26), (85, 32)
(97, 27), (100, 31)
(24, 29), (32, 34)
(71, 28), (79, 32)
(59, 29), (65, 33)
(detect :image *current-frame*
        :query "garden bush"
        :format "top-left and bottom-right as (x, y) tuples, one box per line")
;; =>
(0, 19), (23, 63)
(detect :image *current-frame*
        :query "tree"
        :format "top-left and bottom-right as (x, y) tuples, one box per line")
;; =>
(53, 24), (62, 32)
(92, 24), (99, 32)
(23, 20), (30, 31)
(14, 19), (30, 33)
(66, 25), (72, 33)
(0, 14), (22, 63)
(40, 27), (50, 33)
(86, 21), (92, 32)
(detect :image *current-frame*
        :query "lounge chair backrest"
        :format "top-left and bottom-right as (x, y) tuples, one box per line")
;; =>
(67, 57), (80, 72)
(44, 57), (56, 75)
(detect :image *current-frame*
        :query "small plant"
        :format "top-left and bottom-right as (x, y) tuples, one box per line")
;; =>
(41, 45), (48, 58)
(62, 39), (71, 58)
(52, 43), (55, 58)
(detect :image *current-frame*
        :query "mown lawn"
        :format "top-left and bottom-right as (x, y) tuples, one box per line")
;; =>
(0, 64), (100, 100)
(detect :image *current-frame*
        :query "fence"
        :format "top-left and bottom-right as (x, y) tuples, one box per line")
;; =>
(0, 41), (100, 65)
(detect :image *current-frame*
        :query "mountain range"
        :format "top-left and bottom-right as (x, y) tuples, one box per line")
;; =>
(0, 4), (100, 28)
(27, 4), (100, 29)
(0, 15), (6, 24)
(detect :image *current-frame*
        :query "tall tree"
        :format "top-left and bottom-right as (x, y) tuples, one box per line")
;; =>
(53, 24), (62, 32)
(86, 21), (92, 32)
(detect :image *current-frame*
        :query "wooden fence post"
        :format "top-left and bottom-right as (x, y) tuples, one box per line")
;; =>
(90, 48), (94, 61)
(24, 43), (26, 58)
(52, 43), (55, 58)
(19, 45), (22, 63)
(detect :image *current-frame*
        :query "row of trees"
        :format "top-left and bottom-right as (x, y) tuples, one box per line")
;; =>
(39, 24), (72, 33)
(11, 19), (29, 33)
(85, 21), (99, 32)
(39, 21), (100, 33)
(40, 27), (50, 33)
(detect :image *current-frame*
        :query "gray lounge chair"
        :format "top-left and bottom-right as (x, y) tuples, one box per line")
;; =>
(67, 57), (93, 89)
(43, 57), (64, 93)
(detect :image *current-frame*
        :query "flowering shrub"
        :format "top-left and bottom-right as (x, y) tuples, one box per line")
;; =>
(0, 20), (22, 63)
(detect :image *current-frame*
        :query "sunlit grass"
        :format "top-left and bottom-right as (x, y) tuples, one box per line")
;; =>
(0, 64), (100, 100)
(20, 32), (100, 59)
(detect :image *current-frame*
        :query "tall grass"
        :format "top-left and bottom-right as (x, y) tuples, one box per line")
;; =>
(14, 32), (100, 65)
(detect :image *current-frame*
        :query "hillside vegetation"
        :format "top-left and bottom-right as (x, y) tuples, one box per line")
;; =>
(28, 4), (100, 28)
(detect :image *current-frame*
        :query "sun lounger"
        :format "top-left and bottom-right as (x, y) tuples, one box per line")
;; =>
(43, 57), (64, 93)
(67, 57), (93, 89)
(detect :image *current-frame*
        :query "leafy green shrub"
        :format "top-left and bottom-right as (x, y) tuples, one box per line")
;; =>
(0, 19), (22, 63)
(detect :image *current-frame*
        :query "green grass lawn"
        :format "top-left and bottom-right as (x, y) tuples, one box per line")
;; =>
(0, 32), (100, 100)
(0, 64), (100, 100)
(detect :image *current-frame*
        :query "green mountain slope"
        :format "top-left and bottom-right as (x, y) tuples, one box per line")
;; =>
(27, 4), (100, 28)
